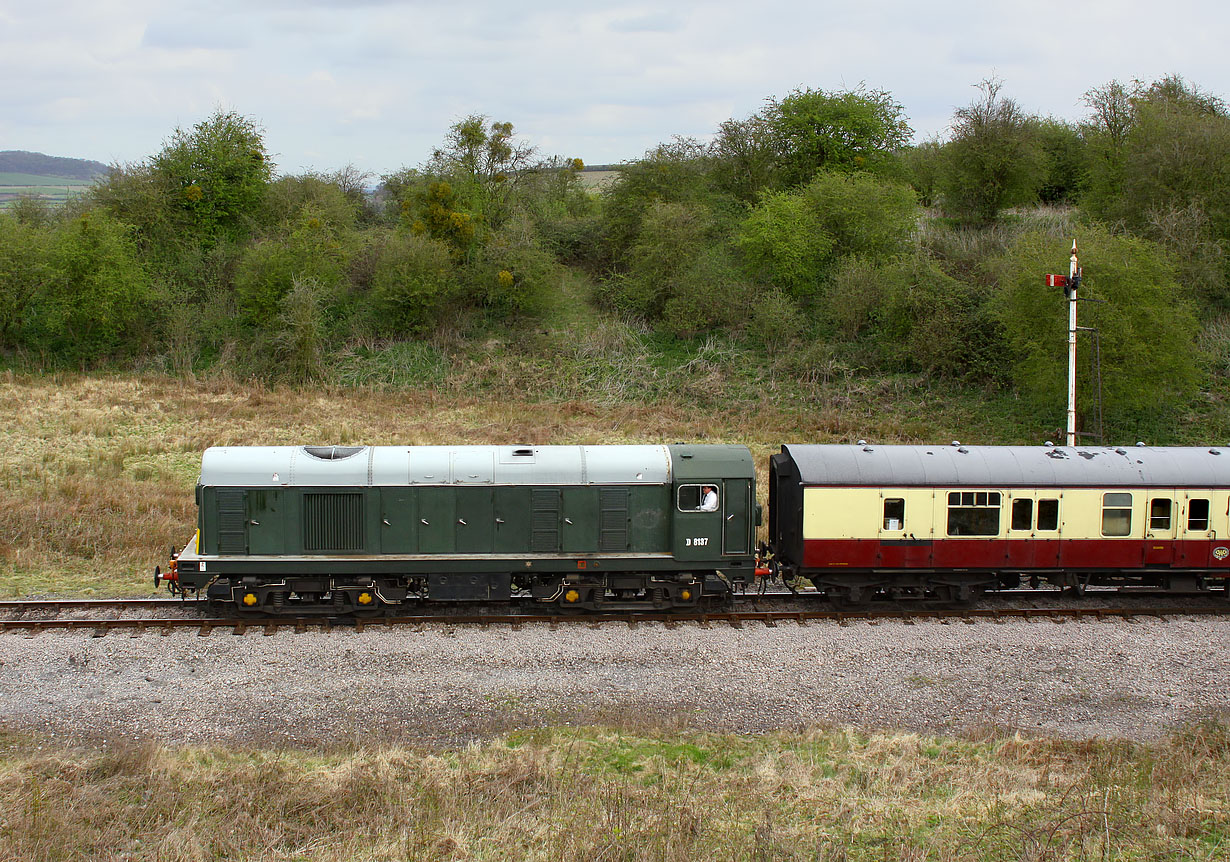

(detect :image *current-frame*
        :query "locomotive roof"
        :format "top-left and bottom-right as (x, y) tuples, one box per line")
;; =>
(780, 444), (1230, 488)
(199, 444), (681, 487)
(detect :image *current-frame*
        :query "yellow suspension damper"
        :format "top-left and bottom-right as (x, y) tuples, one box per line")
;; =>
(242, 592), (259, 606)
(564, 588), (580, 603)
(358, 592), (374, 605)
(680, 588), (692, 601)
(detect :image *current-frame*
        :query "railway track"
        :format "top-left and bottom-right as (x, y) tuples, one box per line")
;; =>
(1, 594), (1227, 636)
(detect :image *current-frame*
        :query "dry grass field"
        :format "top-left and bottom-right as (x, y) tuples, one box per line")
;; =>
(0, 369), (1001, 597)
(1, 722), (1227, 861)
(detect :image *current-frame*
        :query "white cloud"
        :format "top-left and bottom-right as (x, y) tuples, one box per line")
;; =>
(1, 0), (1227, 174)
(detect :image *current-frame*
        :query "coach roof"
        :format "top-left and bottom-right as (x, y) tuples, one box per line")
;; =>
(781, 444), (1230, 488)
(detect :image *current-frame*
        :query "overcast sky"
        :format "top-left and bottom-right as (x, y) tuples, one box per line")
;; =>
(3, 0), (1227, 179)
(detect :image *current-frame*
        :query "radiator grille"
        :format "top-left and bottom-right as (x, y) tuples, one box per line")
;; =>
(217, 489), (247, 554)
(304, 493), (365, 552)
(530, 489), (560, 552)
(598, 488), (629, 551)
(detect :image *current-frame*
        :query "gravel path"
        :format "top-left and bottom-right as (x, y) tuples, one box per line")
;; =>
(1, 617), (1227, 746)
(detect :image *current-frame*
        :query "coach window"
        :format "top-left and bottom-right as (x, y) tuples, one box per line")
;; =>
(1149, 499), (1172, 530)
(947, 491), (1001, 536)
(1011, 499), (1033, 531)
(1187, 499), (1211, 532)
(1102, 493), (1133, 537)
(1037, 499), (1059, 531)
(883, 498), (905, 530)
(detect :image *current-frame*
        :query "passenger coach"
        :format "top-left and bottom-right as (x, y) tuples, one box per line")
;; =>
(768, 443), (1230, 605)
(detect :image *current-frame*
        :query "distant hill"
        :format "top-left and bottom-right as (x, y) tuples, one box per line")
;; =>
(0, 151), (109, 181)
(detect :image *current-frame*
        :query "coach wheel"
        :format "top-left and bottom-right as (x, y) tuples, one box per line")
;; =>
(826, 587), (872, 611)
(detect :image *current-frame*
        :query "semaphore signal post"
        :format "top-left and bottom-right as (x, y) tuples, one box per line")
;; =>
(1045, 241), (1082, 447)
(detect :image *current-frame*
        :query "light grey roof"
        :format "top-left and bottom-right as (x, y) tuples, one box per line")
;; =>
(782, 444), (1230, 488)
(199, 445), (673, 487)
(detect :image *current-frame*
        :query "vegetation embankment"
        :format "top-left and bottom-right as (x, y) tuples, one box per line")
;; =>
(0, 74), (1228, 444)
(1, 723), (1227, 860)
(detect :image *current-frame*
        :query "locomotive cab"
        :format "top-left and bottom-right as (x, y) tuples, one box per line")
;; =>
(667, 444), (756, 586)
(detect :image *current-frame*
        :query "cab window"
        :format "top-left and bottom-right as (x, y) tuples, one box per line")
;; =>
(1102, 493), (1133, 536)
(677, 484), (719, 512)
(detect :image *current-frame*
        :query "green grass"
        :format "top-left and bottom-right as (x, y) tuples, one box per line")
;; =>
(0, 172), (94, 186)
(0, 172), (95, 207)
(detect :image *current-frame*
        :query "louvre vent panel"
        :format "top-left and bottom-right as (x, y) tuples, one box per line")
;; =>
(304, 493), (365, 552)
(530, 488), (560, 552)
(598, 488), (629, 551)
(217, 489), (247, 554)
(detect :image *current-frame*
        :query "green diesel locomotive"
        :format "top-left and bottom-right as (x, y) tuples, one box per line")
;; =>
(166, 443), (758, 614)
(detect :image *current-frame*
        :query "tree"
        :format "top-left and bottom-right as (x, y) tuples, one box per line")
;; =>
(1034, 119), (1087, 205)
(425, 115), (536, 232)
(938, 79), (1047, 224)
(995, 227), (1200, 430)
(1082, 75), (1230, 307)
(761, 86), (912, 188)
(149, 110), (274, 245)
(710, 114), (778, 202)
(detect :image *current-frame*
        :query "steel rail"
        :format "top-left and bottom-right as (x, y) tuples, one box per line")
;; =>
(2, 605), (1226, 636)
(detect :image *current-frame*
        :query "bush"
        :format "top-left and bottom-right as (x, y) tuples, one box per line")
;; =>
(270, 277), (329, 383)
(608, 200), (715, 319)
(825, 253), (990, 378)
(0, 214), (50, 348)
(735, 191), (835, 298)
(737, 171), (919, 298)
(469, 213), (557, 315)
(660, 247), (755, 336)
(19, 210), (154, 362)
(234, 206), (352, 324)
(367, 231), (457, 337)
(938, 79), (1047, 224)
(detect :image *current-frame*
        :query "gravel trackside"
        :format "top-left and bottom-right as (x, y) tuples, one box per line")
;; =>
(1, 617), (1227, 746)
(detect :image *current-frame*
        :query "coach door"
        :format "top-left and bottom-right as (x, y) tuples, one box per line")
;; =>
(1144, 493), (1177, 567)
(1177, 494), (1213, 567)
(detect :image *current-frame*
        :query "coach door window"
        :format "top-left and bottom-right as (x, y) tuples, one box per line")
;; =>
(947, 491), (1000, 536)
(1102, 493), (1133, 537)
(1187, 499), (1210, 532)
(883, 498), (904, 530)
(1149, 499), (1172, 531)
(1037, 499), (1059, 531)
(1010, 499), (1032, 531)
